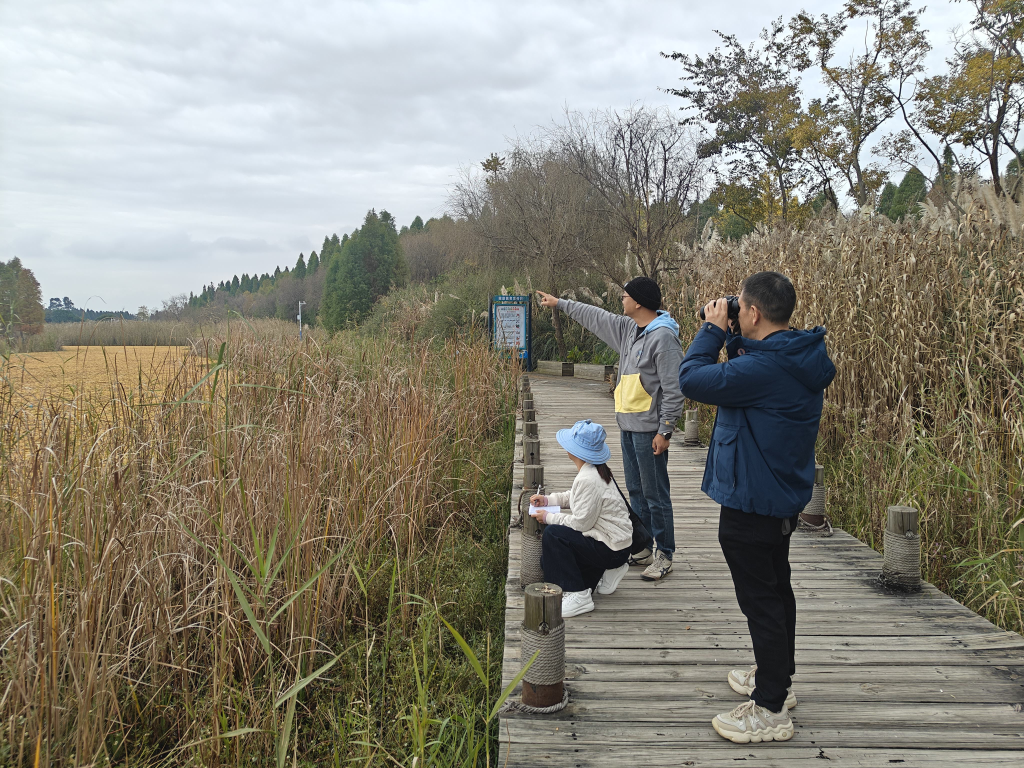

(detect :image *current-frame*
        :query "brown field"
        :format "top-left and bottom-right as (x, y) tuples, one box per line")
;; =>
(2, 345), (189, 408)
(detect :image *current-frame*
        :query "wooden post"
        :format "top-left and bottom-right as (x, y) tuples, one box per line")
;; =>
(520, 504), (546, 588)
(523, 406), (536, 422)
(683, 409), (699, 446)
(886, 505), (919, 536)
(522, 583), (564, 708)
(880, 505), (921, 591)
(523, 436), (541, 466)
(523, 420), (538, 438)
(521, 395), (534, 411)
(523, 464), (543, 489)
(799, 463), (827, 526)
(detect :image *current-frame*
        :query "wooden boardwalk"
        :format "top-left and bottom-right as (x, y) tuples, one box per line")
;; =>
(500, 375), (1024, 767)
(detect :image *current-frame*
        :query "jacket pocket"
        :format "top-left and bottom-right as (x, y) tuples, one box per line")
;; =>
(712, 424), (739, 492)
(614, 373), (653, 414)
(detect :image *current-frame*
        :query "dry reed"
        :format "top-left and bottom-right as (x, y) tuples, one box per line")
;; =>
(663, 186), (1024, 633)
(0, 318), (517, 765)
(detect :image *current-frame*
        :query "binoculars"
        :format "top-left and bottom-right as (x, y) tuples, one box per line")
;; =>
(699, 295), (741, 321)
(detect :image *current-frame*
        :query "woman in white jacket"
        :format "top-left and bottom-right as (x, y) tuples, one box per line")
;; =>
(529, 419), (633, 617)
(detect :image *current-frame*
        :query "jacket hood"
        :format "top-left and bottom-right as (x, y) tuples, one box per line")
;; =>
(731, 326), (836, 392)
(639, 310), (679, 338)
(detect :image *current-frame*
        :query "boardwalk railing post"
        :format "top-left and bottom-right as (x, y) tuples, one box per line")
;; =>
(797, 463), (833, 536)
(523, 420), (538, 439)
(520, 583), (566, 710)
(879, 505), (921, 591)
(520, 502), (546, 589)
(523, 404), (536, 422)
(523, 464), (543, 490)
(523, 436), (540, 466)
(683, 409), (699, 446)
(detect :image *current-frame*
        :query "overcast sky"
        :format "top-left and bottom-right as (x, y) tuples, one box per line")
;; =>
(0, 1), (973, 311)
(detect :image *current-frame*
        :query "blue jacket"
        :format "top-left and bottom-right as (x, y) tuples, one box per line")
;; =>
(678, 322), (836, 518)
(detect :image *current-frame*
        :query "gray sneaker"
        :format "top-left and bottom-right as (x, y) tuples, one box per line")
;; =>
(640, 551), (672, 581)
(728, 665), (797, 709)
(628, 547), (653, 566)
(712, 699), (794, 743)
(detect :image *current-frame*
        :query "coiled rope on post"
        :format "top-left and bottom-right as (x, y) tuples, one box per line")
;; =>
(880, 529), (922, 590)
(520, 528), (545, 587)
(797, 485), (833, 537)
(520, 622), (565, 685)
(499, 686), (569, 715)
(499, 621), (568, 714)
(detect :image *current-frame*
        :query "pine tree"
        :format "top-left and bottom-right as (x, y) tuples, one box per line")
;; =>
(410, 215), (424, 232)
(0, 258), (44, 337)
(321, 209), (408, 331)
(307, 250), (319, 274)
(294, 253), (307, 280)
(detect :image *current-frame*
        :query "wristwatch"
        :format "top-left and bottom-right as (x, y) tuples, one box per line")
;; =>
(659, 432), (672, 439)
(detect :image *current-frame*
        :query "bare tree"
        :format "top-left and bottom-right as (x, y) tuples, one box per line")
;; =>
(551, 105), (707, 283)
(160, 293), (189, 319)
(451, 141), (603, 356)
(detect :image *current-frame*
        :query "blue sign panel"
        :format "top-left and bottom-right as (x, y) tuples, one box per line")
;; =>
(490, 295), (533, 370)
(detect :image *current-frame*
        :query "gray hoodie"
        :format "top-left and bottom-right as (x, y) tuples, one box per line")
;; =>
(557, 298), (685, 436)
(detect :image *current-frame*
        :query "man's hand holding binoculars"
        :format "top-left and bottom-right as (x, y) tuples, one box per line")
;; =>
(701, 298), (734, 332)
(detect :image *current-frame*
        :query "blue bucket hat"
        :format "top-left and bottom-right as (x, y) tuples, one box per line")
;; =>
(556, 419), (611, 465)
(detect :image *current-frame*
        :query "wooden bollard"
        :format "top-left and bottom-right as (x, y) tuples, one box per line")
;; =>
(523, 464), (543, 490)
(521, 395), (534, 410)
(799, 464), (827, 526)
(523, 406), (536, 422)
(880, 505), (921, 591)
(521, 583), (565, 708)
(523, 436), (541, 466)
(520, 508), (546, 588)
(683, 409), (699, 446)
(523, 420), (538, 438)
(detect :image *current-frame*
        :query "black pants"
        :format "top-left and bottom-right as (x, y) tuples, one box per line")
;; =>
(541, 525), (630, 593)
(718, 506), (797, 713)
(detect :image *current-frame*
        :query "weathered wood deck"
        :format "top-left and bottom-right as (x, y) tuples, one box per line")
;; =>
(500, 374), (1024, 767)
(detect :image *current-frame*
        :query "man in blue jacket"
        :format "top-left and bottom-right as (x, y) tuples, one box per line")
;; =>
(679, 271), (835, 744)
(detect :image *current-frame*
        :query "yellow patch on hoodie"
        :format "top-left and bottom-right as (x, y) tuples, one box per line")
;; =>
(614, 373), (653, 413)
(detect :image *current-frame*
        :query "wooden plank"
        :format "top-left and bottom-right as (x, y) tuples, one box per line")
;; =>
(536, 360), (574, 376)
(573, 363), (615, 381)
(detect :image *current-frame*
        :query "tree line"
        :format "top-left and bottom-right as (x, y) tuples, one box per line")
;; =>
(171, 209), (410, 331)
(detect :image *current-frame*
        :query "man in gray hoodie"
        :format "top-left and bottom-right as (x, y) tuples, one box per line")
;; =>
(536, 277), (684, 580)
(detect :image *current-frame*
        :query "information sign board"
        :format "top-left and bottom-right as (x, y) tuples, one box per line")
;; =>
(490, 295), (532, 369)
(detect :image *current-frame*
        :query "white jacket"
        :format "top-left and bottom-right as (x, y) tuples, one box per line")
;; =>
(546, 464), (632, 551)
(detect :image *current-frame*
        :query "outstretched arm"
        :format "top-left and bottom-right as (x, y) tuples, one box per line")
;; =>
(535, 290), (633, 352)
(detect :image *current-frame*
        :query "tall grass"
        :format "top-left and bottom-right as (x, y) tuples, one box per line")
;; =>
(663, 186), (1024, 633)
(0, 318), (518, 765)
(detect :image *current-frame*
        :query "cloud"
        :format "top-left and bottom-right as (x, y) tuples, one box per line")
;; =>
(0, 0), (975, 308)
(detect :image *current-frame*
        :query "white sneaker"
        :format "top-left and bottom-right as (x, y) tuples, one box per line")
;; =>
(640, 551), (673, 581)
(595, 563), (629, 595)
(728, 665), (797, 710)
(561, 588), (595, 617)
(628, 547), (653, 566)
(712, 699), (793, 744)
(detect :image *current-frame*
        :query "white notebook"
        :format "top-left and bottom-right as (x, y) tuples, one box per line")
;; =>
(528, 504), (560, 517)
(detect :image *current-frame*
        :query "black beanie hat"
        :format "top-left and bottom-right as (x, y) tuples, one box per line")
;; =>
(623, 276), (662, 311)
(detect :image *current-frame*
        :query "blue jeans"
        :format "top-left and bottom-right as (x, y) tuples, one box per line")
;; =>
(621, 430), (675, 558)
